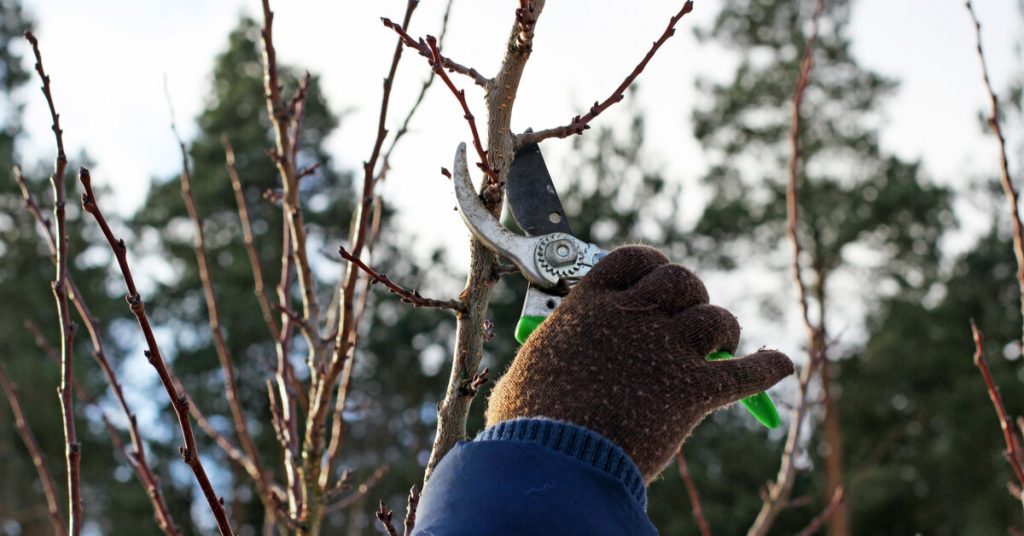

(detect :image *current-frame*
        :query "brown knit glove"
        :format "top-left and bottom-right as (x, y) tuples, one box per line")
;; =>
(485, 245), (794, 483)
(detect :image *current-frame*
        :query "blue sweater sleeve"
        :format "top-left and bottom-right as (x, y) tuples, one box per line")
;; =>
(412, 418), (658, 536)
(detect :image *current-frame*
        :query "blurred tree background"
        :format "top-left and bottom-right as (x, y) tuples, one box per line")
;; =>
(1, 0), (1024, 534)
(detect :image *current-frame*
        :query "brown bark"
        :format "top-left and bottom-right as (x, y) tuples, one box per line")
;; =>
(423, 0), (547, 483)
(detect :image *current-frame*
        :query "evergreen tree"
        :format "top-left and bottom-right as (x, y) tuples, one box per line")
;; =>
(690, 0), (954, 532)
(837, 227), (1023, 534)
(128, 16), (352, 533)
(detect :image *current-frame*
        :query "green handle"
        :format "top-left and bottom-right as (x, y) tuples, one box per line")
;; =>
(706, 350), (781, 429)
(515, 315), (547, 345)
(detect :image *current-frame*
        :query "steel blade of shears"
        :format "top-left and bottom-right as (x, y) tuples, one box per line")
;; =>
(508, 142), (574, 236)
(507, 142), (574, 344)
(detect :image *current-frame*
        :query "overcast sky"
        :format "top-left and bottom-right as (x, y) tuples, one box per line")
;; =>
(10, 0), (1024, 357)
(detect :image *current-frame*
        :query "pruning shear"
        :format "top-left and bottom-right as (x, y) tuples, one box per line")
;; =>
(450, 142), (781, 429)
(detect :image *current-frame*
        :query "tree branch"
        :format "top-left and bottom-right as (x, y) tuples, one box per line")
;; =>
(78, 168), (235, 536)
(515, 1), (693, 146)
(375, 502), (399, 536)
(748, 2), (824, 534)
(402, 485), (420, 536)
(966, 0), (1024, 356)
(338, 247), (465, 312)
(794, 488), (845, 536)
(324, 465), (389, 512)
(424, 0), (547, 483)
(223, 136), (281, 341)
(380, 17), (491, 88)
(24, 30), (82, 535)
(971, 320), (1024, 489)
(170, 119), (278, 518)
(378, 0), (457, 181)
(260, 0), (323, 376)
(14, 171), (180, 536)
(675, 450), (712, 536)
(0, 365), (66, 536)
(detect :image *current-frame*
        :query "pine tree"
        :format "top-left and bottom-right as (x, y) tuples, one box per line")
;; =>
(691, 0), (954, 532)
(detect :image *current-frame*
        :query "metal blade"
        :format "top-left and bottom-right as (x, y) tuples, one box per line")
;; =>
(508, 142), (574, 237)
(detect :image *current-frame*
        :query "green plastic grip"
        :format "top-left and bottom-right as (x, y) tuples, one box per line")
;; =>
(706, 350), (781, 429)
(515, 315), (547, 345)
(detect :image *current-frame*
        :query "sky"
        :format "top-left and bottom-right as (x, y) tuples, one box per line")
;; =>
(10, 0), (1024, 356)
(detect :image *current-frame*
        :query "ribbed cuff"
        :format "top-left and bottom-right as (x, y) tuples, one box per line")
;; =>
(475, 418), (647, 510)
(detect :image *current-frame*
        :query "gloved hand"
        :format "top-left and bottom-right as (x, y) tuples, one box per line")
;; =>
(486, 245), (794, 483)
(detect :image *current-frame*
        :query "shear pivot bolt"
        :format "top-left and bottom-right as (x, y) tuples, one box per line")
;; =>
(545, 238), (578, 267)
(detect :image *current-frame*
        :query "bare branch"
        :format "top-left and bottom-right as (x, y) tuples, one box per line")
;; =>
(795, 488), (845, 536)
(966, 0), (1024, 354)
(675, 450), (712, 536)
(378, 0), (458, 181)
(310, 0), (422, 516)
(223, 136), (280, 340)
(338, 247), (465, 312)
(78, 168), (234, 536)
(515, 1), (693, 146)
(425, 0), (547, 483)
(381, 17), (491, 88)
(375, 502), (399, 536)
(748, 2), (824, 534)
(0, 366), (67, 536)
(403, 485), (420, 536)
(24, 30), (81, 535)
(15, 170), (181, 536)
(424, 35), (499, 183)
(169, 100), (278, 518)
(325, 465), (390, 512)
(260, 0), (323, 373)
(971, 320), (1024, 488)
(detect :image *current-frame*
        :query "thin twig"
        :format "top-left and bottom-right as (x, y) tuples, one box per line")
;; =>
(971, 320), (1024, 486)
(169, 114), (276, 517)
(376, 502), (399, 536)
(313, 0), (420, 510)
(403, 485), (420, 536)
(324, 465), (390, 512)
(24, 30), (81, 535)
(260, 0), (323, 376)
(966, 0), (1024, 355)
(675, 450), (712, 536)
(380, 16), (490, 88)
(425, 35), (498, 183)
(0, 366), (67, 536)
(78, 168), (234, 536)
(338, 247), (465, 312)
(260, 1), (317, 521)
(748, 2), (824, 534)
(321, 193), (385, 490)
(794, 488), (845, 536)
(515, 1), (693, 146)
(14, 171), (180, 536)
(223, 136), (281, 340)
(378, 0), (457, 181)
